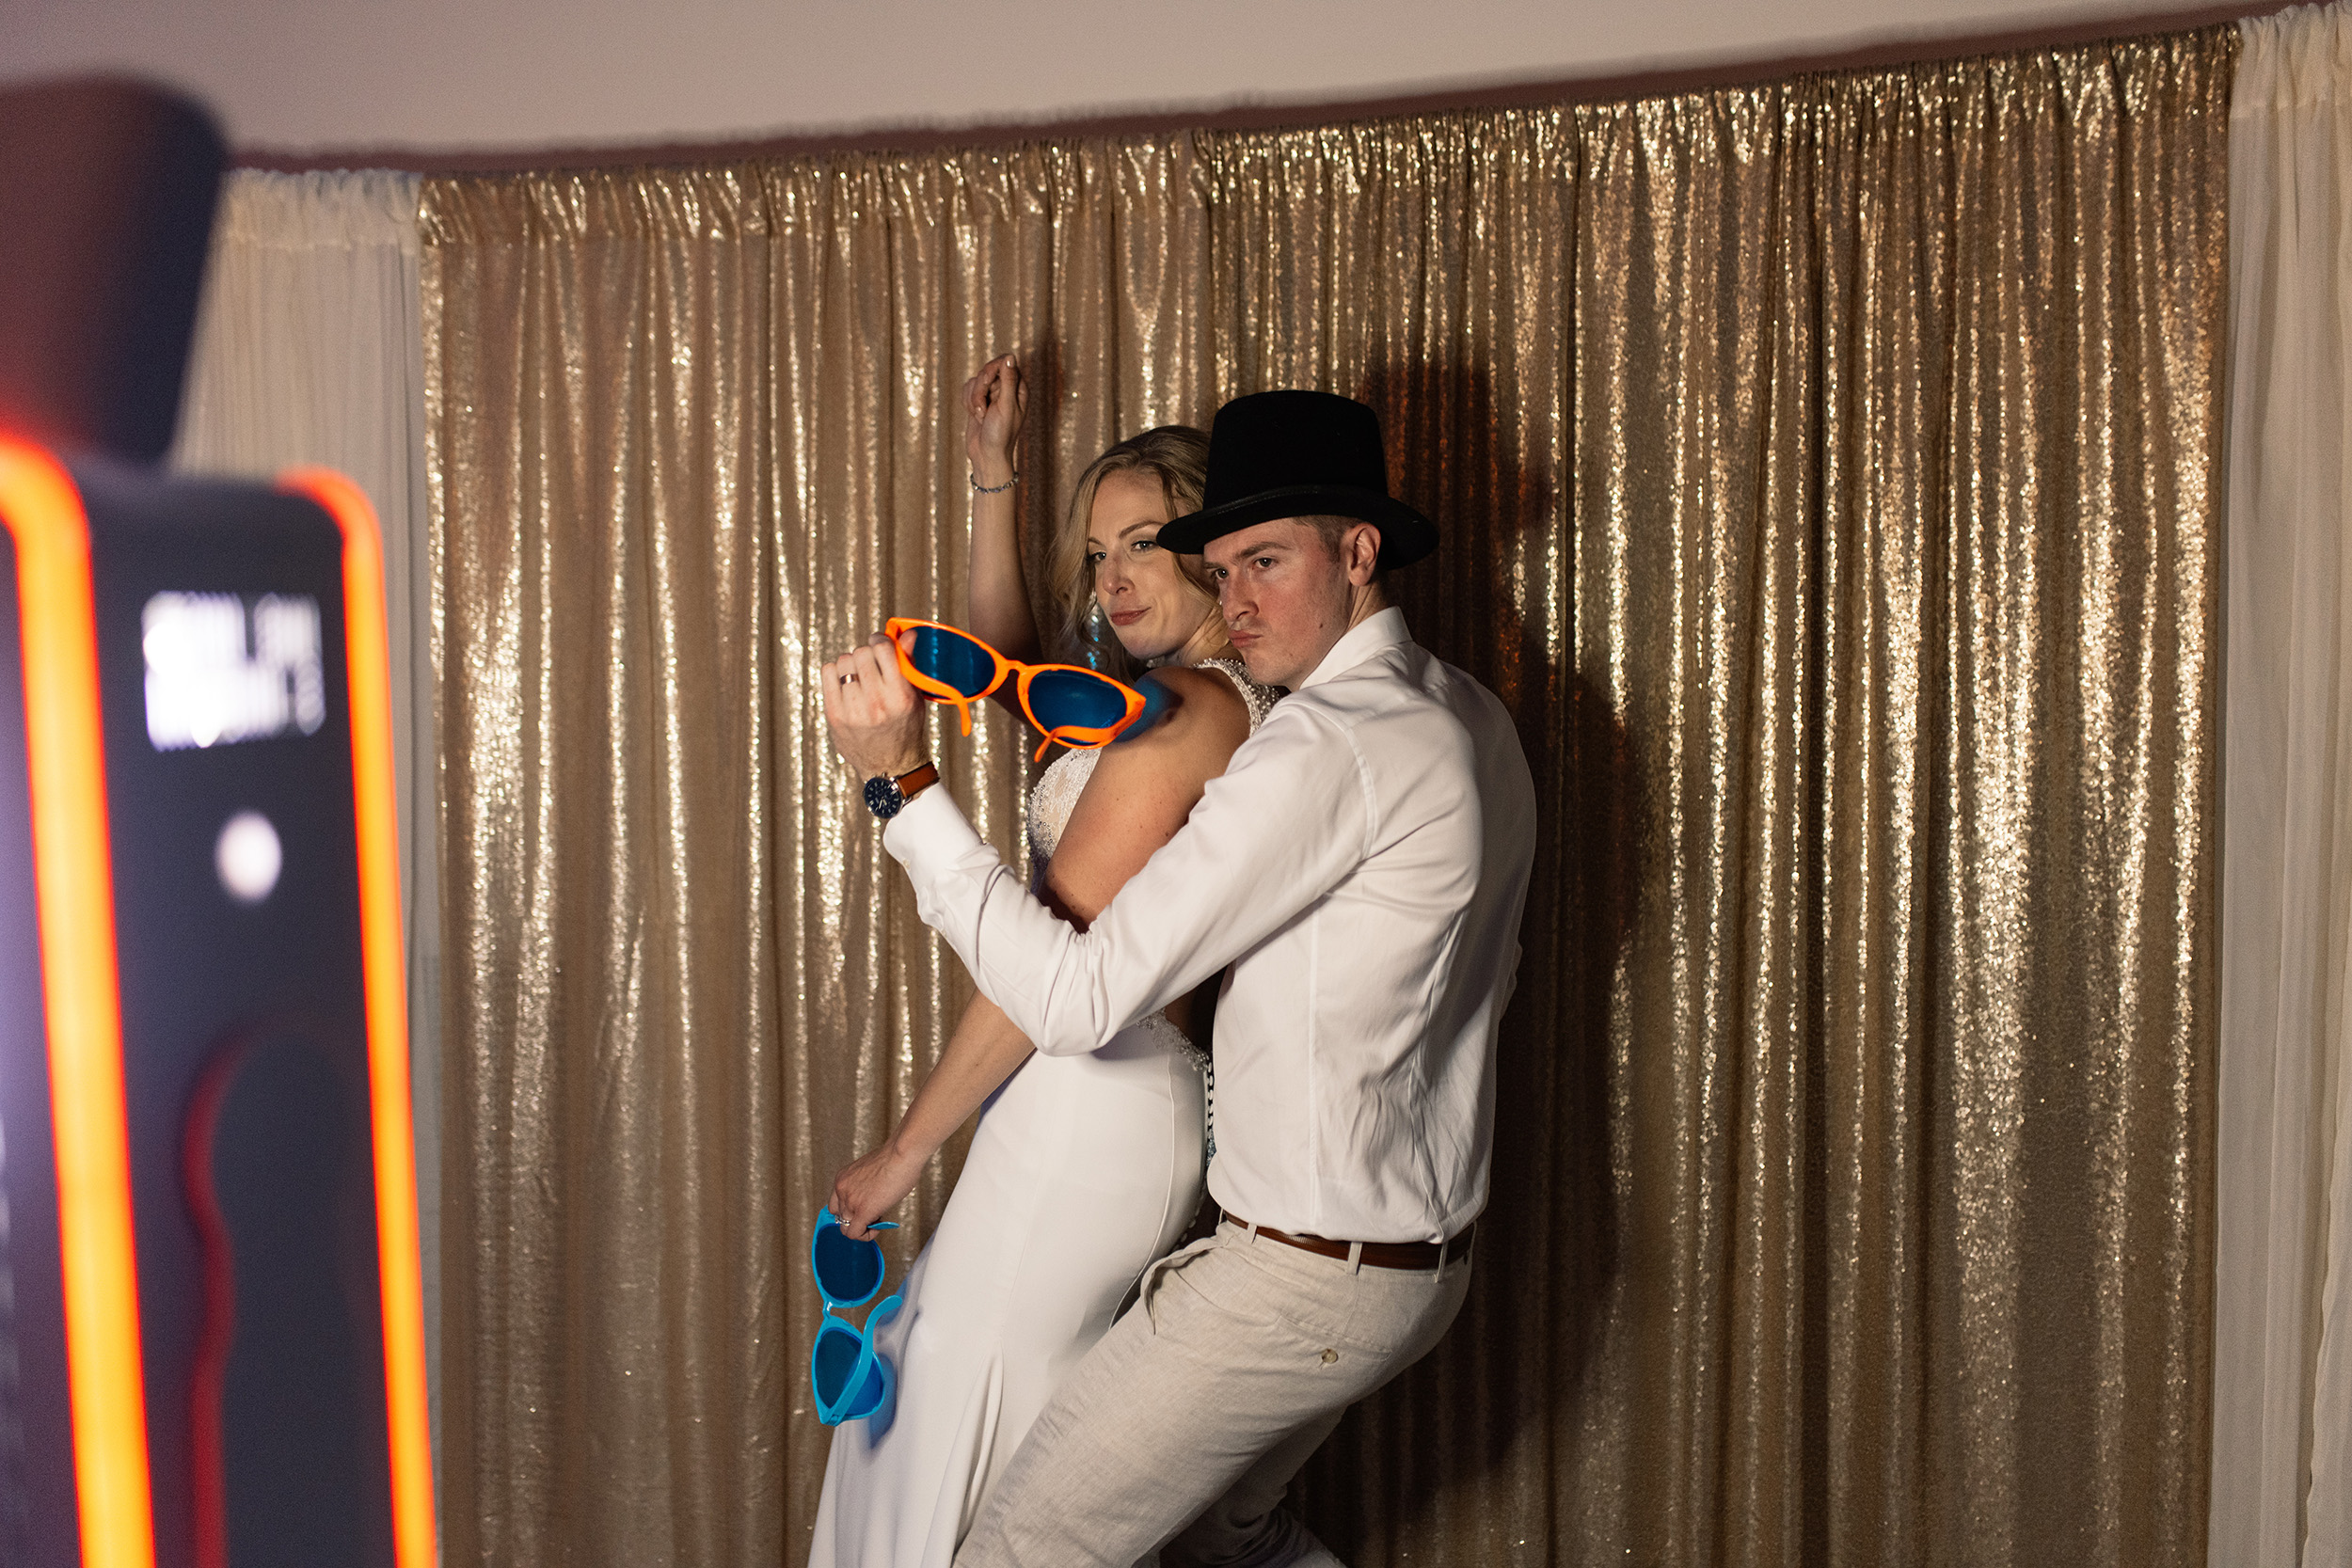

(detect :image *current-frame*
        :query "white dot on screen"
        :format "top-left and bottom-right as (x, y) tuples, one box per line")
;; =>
(215, 812), (282, 904)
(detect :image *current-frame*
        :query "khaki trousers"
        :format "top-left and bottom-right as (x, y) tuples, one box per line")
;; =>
(954, 1219), (1473, 1568)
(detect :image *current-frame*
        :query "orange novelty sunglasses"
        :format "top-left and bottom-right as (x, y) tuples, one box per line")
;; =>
(884, 617), (1150, 761)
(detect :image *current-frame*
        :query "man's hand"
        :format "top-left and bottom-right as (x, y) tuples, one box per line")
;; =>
(829, 1140), (928, 1240)
(821, 632), (930, 782)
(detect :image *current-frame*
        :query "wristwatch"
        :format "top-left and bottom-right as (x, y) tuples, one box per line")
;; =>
(864, 761), (939, 820)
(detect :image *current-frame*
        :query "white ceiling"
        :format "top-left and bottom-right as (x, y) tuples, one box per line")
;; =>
(0, 0), (2233, 157)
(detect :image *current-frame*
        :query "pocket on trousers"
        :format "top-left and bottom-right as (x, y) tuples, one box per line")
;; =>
(1269, 1293), (1403, 1360)
(1136, 1231), (1224, 1331)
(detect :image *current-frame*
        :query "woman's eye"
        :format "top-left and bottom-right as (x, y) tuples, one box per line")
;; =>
(1133, 539), (1158, 553)
(1085, 550), (1106, 566)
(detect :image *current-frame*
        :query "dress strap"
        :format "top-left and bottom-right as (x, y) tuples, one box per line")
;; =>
(1189, 657), (1280, 733)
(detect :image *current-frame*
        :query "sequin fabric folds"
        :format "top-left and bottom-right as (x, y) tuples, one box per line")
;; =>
(421, 29), (2230, 1568)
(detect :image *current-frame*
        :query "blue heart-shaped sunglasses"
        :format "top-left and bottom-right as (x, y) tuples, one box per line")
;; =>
(810, 1208), (903, 1425)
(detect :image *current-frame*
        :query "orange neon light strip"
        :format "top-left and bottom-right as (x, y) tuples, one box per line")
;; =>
(0, 437), (158, 1568)
(280, 467), (437, 1568)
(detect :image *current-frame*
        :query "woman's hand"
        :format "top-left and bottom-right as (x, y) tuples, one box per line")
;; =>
(830, 1140), (930, 1240)
(963, 354), (1025, 485)
(960, 354), (1043, 658)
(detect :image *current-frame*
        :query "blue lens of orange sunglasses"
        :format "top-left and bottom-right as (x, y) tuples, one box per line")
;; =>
(1022, 665), (1135, 733)
(901, 623), (999, 705)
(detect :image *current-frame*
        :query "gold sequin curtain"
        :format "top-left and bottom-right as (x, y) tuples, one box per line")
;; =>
(421, 28), (2229, 1568)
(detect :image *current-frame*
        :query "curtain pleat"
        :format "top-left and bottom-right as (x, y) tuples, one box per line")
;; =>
(423, 28), (2231, 1568)
(167, 166), (445, 1481)
(2212, 6), (2352, 1564)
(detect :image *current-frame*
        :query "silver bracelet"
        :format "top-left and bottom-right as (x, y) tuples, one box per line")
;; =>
(970, 470), (1017, 495)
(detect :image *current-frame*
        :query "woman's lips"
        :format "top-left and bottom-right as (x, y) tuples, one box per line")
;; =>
(1108, 608), (1148, 626)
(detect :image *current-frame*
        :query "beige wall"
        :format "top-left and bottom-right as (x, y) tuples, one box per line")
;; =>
(3, 0), (2227, 156)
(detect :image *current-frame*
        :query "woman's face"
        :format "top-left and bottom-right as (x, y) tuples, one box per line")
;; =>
(1087, 469), (1218, 662)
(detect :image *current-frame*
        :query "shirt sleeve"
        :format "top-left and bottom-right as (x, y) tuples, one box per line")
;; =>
(882, 703), (1371, 1056)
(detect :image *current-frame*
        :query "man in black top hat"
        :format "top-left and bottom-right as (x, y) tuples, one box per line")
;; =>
(824, 389), (1536, 1567)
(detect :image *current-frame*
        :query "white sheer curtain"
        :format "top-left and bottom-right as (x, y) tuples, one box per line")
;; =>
(168, 167), (441, 1477)
(2216, 8), (2352, 1563)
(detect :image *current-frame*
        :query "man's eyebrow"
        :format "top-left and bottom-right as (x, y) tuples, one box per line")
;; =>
(1216, 535), (1288, 559)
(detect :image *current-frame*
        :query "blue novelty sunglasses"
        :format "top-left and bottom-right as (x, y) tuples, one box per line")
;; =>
(810, 1208), (902, 1426)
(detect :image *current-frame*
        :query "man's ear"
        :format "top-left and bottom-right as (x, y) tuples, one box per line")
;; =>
(1344, 523), (1383, 586)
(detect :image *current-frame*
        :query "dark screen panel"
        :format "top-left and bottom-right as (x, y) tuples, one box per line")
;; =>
(74, 458), (393, 1568)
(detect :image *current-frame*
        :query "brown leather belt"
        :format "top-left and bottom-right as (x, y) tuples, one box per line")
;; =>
(1223, 1212), (1475, 1271)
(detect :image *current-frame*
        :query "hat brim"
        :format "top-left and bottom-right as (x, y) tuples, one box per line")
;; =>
(1156, 484), (1438, 570)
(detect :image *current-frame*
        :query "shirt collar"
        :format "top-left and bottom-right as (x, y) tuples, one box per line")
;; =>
(1297, 606), (1411, 690)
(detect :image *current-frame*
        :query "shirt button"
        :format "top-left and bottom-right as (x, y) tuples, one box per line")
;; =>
(1319, 1348), (1338, 1365)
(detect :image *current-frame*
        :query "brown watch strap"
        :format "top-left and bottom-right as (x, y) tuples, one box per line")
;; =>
(895, 761), (939, 802)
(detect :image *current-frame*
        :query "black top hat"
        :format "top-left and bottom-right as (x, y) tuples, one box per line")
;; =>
(1155, 390), (1438, 569)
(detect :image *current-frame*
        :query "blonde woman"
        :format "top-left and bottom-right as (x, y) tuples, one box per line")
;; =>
(807, 357), (1279, 1568)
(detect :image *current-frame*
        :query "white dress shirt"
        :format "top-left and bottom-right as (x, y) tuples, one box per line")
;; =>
(884, 608), (1537, 1243)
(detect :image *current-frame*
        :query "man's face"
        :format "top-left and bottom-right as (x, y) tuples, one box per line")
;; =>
(1202, 518), (1363, 689)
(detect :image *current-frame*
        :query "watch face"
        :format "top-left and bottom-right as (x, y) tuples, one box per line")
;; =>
(864, 775), (902, 819)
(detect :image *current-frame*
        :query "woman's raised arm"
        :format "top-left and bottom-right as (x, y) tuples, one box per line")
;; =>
(963, 355), (1042, 662)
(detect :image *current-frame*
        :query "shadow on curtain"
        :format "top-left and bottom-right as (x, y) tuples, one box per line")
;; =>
(421, 27), (2230, 1568)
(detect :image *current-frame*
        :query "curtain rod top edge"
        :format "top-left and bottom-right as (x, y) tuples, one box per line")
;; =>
(234, 0), (2280, 178)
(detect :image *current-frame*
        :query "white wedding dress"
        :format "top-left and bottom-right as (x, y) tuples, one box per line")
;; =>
(807, 660), (1277, 1568)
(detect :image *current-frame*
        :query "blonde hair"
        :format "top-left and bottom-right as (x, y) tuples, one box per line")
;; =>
(1046, 425), (1216, 676)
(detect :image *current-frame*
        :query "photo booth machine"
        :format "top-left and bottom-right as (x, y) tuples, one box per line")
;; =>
(0, 80), (436, 1568)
